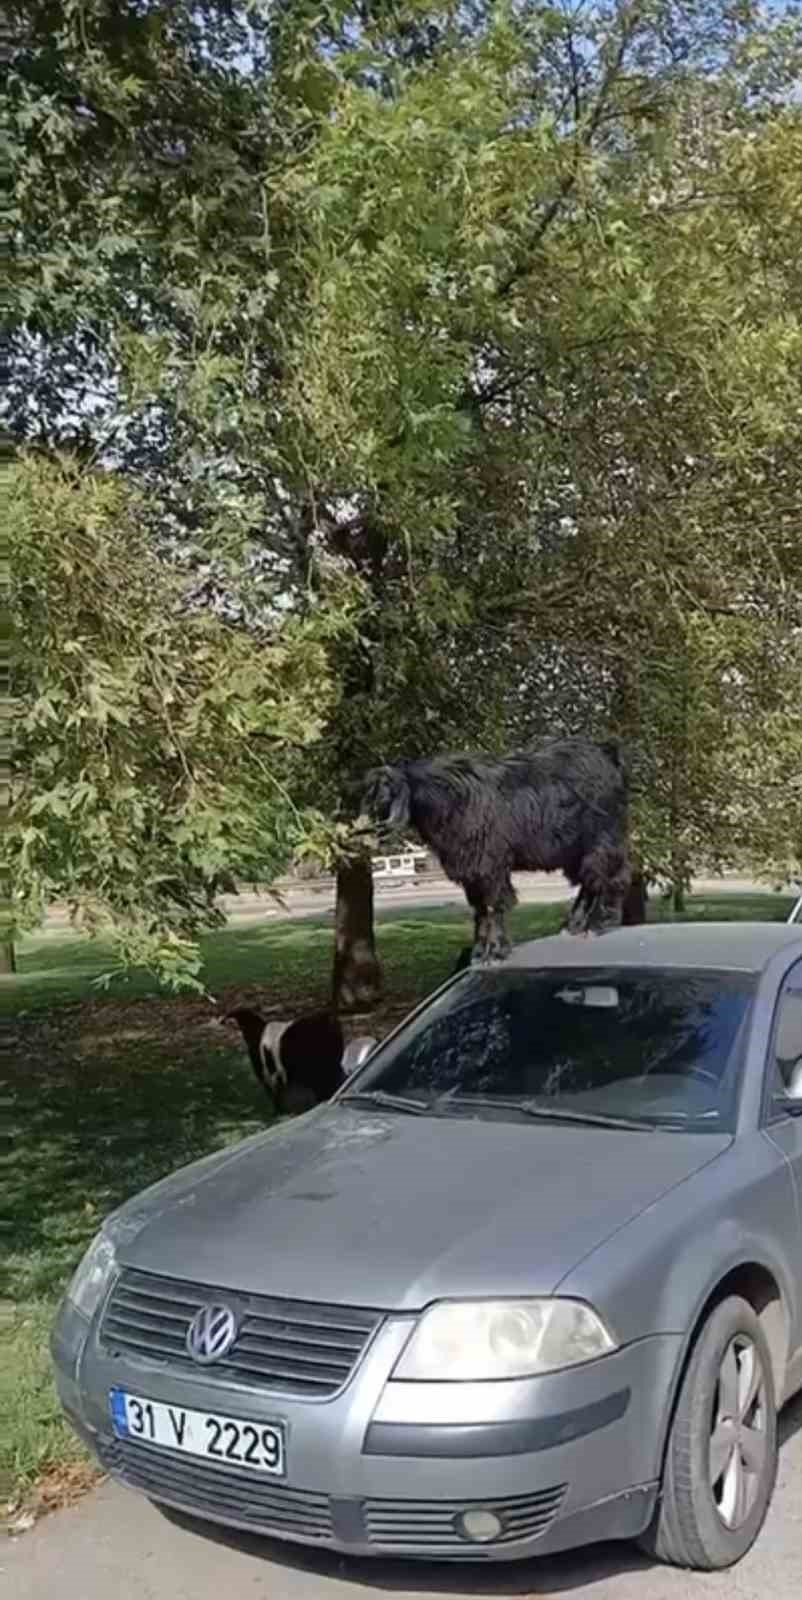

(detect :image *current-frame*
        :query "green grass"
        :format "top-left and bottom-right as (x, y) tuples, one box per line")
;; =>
(4, 889), (794, 1017)
(3, 900), (504, 1016)
(1, 890), (794, 1509)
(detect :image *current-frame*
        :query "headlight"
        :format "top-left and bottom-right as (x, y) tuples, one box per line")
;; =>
(393, 1298), (617, 1381)
(66, 1230), (118, 1320)
(63, 1138), (257, 1323)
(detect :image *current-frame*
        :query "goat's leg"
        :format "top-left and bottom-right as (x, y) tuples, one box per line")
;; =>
(595, 846), (632, 933)
(484, 905), (511, 962)
(462, 879), (491, 963)
(463, 879), (511, 964)
(472, 905), (488, 962)
(479, 877), (514, 963)
(576, 843), (631, 935)
(564, 883), (592, 935)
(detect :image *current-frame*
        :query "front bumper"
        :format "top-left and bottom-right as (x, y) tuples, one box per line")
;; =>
(52, 1295), (679, 1562)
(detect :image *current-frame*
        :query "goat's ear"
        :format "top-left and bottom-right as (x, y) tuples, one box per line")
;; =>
(360, 765), (391, 819)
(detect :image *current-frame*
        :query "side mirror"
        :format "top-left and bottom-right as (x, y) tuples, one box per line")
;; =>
(342, 1037), (378, 1076)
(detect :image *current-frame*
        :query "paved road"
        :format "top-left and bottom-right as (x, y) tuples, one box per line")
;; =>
(214, 875), (782, 924)
(42, 874), (782, 931)
(6, 1396), (802, 1600)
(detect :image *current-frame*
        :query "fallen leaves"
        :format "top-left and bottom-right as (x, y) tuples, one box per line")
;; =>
(4, 1461), (104, 1536)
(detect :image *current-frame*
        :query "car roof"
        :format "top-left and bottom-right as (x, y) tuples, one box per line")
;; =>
(506, 921), (802, 975)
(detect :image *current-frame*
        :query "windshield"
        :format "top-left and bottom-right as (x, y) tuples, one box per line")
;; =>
(344, 967), (755, 1132)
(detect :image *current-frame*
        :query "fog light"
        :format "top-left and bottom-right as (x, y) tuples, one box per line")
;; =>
(457, 1508), (504, 1543)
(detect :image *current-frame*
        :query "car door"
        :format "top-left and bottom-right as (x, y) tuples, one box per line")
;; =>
(762, 956), (802, 1388)
(764, 960), (802, 1131)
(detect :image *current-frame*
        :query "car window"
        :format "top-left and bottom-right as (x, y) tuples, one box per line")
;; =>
(767, 984), (802, 1114)
(347, 967), (755, 1132)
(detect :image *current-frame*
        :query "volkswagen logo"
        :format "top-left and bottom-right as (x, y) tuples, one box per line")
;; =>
(186, 1303), (238, 1365)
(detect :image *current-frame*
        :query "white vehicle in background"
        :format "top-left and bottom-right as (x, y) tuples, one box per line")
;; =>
(371, 846), (429, 886)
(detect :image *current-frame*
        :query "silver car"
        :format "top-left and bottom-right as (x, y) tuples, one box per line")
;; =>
(52, 923), (802, 1571)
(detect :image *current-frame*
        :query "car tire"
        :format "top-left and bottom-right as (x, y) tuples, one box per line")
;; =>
(640, 1295), (778, 1570)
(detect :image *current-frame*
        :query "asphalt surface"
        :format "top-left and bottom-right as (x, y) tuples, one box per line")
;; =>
(6, 1395), (802, 1600)
(43, 873), (779, 929)
(212, 874), (779, 924)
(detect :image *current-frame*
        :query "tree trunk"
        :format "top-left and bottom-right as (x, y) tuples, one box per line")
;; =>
(332, 858), (382, 1012)
(669, 801), (686, 913)
(621, 870), (648, 926)
(668, 678), (690, 917)
(0, 939), (16, 975)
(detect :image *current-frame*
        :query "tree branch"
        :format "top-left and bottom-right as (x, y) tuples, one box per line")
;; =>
(497, 14), (638, 300)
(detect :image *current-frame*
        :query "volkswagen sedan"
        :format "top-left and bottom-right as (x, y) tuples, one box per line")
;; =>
(52, 923), (802, 1570)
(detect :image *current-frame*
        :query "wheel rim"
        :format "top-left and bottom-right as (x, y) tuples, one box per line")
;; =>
(709, 1335), (769, 1530)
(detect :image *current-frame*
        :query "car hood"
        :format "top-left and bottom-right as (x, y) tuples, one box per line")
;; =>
(120, 1106), (730, 1310)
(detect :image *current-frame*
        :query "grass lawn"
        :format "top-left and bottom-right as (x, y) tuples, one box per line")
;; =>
(1, 889), (794, 1520)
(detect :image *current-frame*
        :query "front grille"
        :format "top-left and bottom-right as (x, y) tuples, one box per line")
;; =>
(362, 1486), (567, 1549)
(100, 1437), (333, 1541)
(101, 1268), (382, 1397)
(99, 1433), (566, 1553)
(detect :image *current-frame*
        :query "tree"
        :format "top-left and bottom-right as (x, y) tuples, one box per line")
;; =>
(269, 2), (802, 939)
(0, 575), (12, 971)
(8, 0), (802, 999)
(4, 453), (349, 986)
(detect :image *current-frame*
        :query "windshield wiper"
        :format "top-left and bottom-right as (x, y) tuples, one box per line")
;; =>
(340, 1089), (431, 1116)
(341, 1089), (655, 1129)
(439, 1094), (653, 1132)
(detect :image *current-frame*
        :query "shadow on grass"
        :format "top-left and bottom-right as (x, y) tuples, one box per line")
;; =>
(1, 902), (565, 1305)
(1, 1025), (269, 1304)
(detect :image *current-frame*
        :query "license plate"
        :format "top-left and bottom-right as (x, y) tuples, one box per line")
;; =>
(109, 1387), (285, 1476)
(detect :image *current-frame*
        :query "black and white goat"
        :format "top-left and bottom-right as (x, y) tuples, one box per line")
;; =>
(223, 1007), (345, 1113)
(362, 736), (631, 964)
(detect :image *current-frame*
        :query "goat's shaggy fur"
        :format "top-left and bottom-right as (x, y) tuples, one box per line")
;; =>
(224, 1007), (345, 1113)
(362, 736), (631, 963)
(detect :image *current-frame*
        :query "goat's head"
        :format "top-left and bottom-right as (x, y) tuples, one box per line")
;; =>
(221, 1005), (264, 1035)
(360, 762), (411, 833)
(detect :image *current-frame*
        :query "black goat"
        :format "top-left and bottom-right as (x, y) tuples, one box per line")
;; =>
(362, 736), (631, 963)
(223, 1007), (345, 1113)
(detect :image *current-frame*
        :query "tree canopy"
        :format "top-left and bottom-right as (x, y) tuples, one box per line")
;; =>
(7, 0), (802, 990)
(5, 452), (353, 984)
